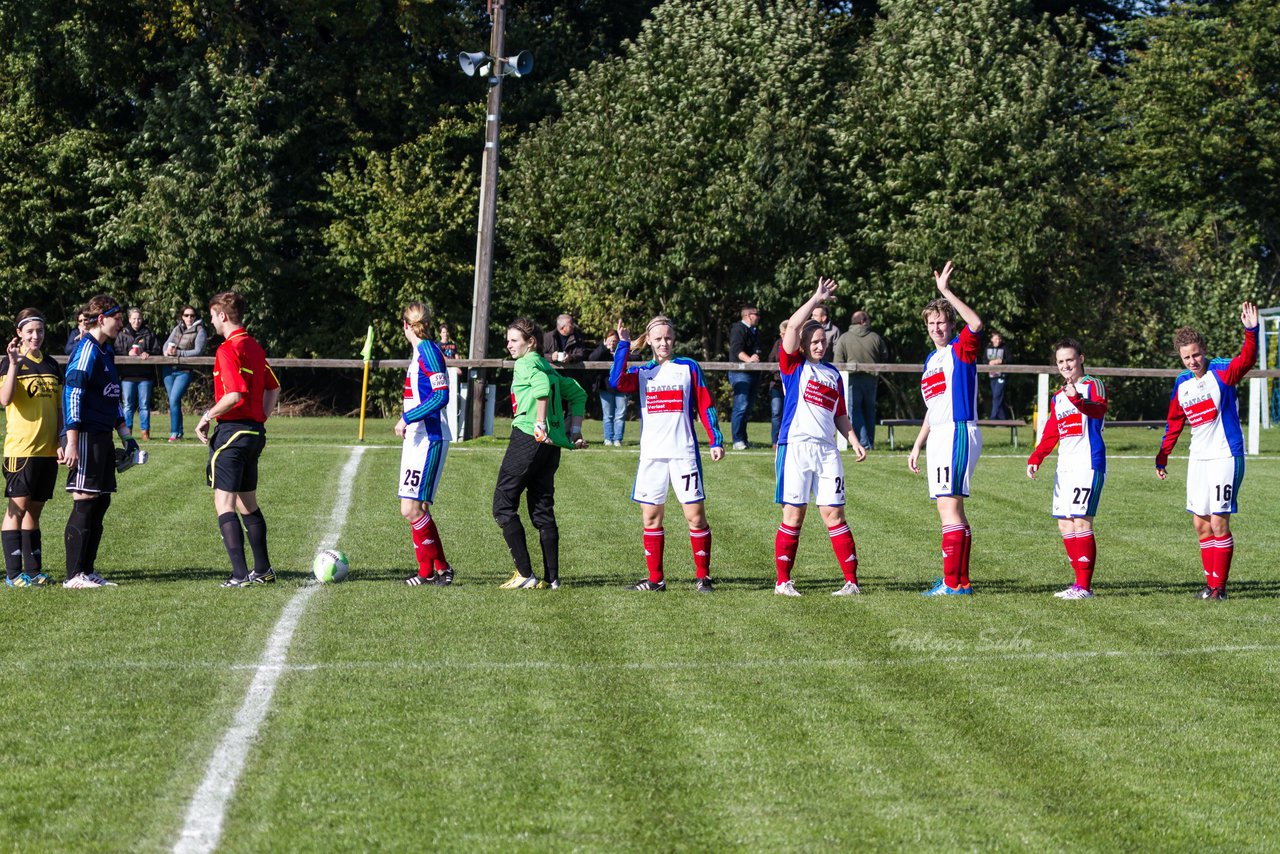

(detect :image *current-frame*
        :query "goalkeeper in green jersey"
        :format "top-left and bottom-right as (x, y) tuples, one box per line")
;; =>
(492, 317), (587, 589)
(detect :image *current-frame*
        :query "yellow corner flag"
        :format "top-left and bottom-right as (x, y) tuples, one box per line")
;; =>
(358, 325), (374, 442)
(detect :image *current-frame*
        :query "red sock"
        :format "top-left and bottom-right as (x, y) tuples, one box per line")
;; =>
(689, 527), (711, 579)
(1199, 536), (1214, 586)
(941, 525), (965, 589)
(827, 523), (858, 583)
(1214, 535), (1233, 589)
(959, 526), (973, 586)
(1061, 531), (1079, 567)
(411, 513), (447, 576)
(775, 524), (800, 584)
(1075, 531), (1096, 590)
(644, 527), (665, 583)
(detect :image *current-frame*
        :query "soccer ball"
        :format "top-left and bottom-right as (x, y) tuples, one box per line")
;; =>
(312, 549), (350, 584)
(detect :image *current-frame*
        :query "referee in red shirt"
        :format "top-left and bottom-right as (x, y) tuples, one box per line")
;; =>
(196, 292), (281, 587)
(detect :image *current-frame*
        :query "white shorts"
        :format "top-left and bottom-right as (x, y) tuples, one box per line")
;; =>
(397, 426), (448, 503)
(633, 456), (704, 505)
(1052, 468), (1105, 518)
(1186, 456), (1243, 516)
(925, 421), (981, 499)
(775, 442), (845, 506)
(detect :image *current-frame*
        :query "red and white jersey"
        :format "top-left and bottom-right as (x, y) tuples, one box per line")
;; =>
(610, 341), (723, 460)
(1028, 377), (1108, 473)
(1157, 328), (1257, 466)
(777, 348), (846, 447)
(920, 326), (980, 427)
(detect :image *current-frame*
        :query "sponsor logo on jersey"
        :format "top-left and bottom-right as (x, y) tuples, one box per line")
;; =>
(921, 369), (946, 401)
(23, 376), (60, 398)
(1057, 408), (1084, 438)
(646, 388), (685, 414)
(404, 376), (414, 399)
(1183, 393), (1219, 428)
(803, 377), (839, 411)
(103, 381), (121, 398)
(429, 372), (448, 391)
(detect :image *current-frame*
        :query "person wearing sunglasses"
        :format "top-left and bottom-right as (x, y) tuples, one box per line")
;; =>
(161, 305), (208, 442)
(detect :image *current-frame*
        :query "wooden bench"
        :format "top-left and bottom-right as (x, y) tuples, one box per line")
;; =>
(881, 419), (1026, 450)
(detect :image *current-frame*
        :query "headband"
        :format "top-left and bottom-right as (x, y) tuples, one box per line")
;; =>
(100, 305), (121, 317)
(16, 315), (44, 330)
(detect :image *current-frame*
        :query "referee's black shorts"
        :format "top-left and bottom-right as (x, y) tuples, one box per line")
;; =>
(5, 456), (59, 501)
(65, 432), (117, 495)
(207, 420), (267, 492)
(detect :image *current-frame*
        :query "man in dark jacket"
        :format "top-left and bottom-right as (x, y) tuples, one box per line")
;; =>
(114, 307), (161, 441)
(832, 310), (890, 449)
(727, 305), (761, 449)
(543, 314), (591, 387)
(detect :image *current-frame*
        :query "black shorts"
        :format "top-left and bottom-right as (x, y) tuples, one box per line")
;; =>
(207, 420), (267, 492)
(4, 456), (59, 501)
(65, 432), (117, 495)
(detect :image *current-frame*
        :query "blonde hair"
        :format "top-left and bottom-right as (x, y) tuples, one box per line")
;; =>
(402, 301), (431, 340)
(921, 298), (956, 325)
(645, 315), (676, 338)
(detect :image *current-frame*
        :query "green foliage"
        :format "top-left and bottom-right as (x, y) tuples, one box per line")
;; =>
(831, 0), (1106, 363)
(505, 0), (838, 355)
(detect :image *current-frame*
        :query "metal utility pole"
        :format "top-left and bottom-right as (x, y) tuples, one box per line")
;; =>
(465, 0), (507, 440)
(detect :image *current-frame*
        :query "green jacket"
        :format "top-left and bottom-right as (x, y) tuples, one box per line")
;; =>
(511, 351), (587, 449)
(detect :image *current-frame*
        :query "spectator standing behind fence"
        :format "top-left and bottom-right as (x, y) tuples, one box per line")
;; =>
(767, 320), (788, 448)
(811, 306), (840, 363)
(727, 305), (761, 450)
(438, 323), (458, 359)
(833, 310), (890, 450)
(115, 307), (160, 441)
(65, 310), (89, 356)
(161, 306), (208, 442)
(589, 330), (626, 446)
(986, 332), (1009, 419)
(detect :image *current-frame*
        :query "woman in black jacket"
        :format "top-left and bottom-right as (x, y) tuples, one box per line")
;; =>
(114, 307), (161, 441)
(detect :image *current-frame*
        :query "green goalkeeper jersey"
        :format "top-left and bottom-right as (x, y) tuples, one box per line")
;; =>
(510, 351), (587, 449)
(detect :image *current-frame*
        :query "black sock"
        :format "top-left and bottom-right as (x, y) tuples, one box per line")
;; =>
(219, 512), (249, 579)
(64, 499), (95, 579)
(2, 530), (22, 579)
(21, 529), (41, 573)
(242, 509), (271, 574)
(501, 519), (533, 576)
(539, 526), (560, 583)
(84, 494), (111, 573)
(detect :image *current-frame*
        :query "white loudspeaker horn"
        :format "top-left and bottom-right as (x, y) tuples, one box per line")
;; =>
(503, 50), (534, 77)
(458, 51), (489, 77)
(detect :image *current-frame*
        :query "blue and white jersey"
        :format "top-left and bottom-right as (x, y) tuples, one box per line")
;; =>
(610, 340), (723, 460)
(402, 339), (451, 442)
(776, 347), (846, 447)
(64, 336), (123, 432)
(921, 325), (980, 426)
(1157, 327), (1257, 466)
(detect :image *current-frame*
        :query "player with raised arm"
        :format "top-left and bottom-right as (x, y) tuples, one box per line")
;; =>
(1, 309), (64, 587)
(196, 292), (281, 588)
(397, 302), (455, 587)
(1155, 302), (1258, 602)
(772, 278), (868, 597)
(908, 261), (982, 595)
(1026, 339), (1108, 599)
(610, 316), (725, 592)
(492, 318), (587, 590)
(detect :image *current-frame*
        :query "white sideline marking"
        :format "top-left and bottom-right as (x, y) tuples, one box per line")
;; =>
(173, 446), (365, 854)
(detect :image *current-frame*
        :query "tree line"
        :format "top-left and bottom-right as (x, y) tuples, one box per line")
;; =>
(1, 1), (1276, 414)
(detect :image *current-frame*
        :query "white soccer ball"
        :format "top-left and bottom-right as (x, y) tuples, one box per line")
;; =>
(312, 549), (350, 584)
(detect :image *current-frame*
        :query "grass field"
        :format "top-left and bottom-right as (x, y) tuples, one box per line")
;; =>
(3, 417), (1280, 851)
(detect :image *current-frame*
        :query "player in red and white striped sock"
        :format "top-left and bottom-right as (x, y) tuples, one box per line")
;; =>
(940, 524), (966, 591)
(689, 526), (711, 580)
(643, 527), (665, 586)
(771, 279), (869, 597)
(1027, 338), (1108, 600)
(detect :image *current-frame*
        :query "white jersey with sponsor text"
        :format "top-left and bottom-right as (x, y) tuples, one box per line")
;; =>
(609, 340), (723, 460)
(777, 348), (846, 447)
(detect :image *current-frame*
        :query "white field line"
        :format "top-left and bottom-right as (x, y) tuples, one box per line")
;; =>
(15, 642), (1273, 678)
(173, 446), (365, 854)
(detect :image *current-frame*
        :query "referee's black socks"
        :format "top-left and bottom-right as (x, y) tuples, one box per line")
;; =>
(242, 509), (271, 574)
(218, 512), (250, 580)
